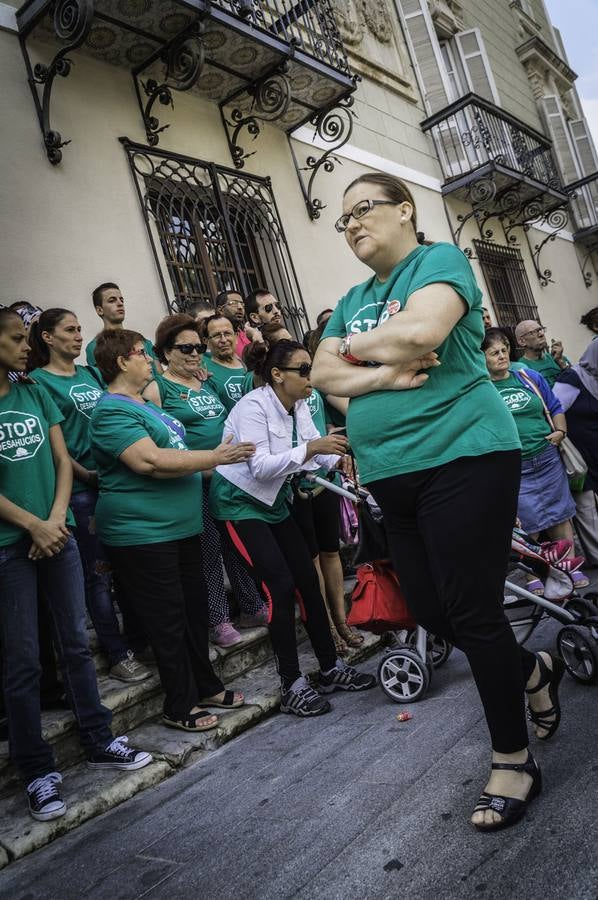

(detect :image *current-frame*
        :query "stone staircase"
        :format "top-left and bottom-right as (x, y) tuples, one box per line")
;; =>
(0, 593), (384, 870)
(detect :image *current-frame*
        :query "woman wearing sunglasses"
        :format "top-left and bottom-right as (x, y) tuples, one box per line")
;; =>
(312, 173), (563, 832)
(89, 329), (255, 733)
(143, 314), (268, 647)
(209, 340), (377, 717)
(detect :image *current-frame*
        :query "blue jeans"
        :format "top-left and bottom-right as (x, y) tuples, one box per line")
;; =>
(0, 536), (113, 783)
(70, 490), (128, 666)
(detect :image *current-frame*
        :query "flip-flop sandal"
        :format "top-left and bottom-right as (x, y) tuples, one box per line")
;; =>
(162, 710), (219, 732)
(199, 689), (244, 709)
(525, 578), (544, 595)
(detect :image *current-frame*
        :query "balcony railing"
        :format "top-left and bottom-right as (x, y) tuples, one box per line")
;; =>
(567, 172), (598, 242)
(209, 0), (350, 74)
(421, 93), (562, 195)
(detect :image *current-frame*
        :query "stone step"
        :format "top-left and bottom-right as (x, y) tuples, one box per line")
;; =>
(0, 618), (309, 796)
(0, 631), (384, 869)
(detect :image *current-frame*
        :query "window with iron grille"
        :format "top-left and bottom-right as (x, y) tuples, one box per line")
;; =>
(473, 240), (539, 329)
(122, 140), (310, 340)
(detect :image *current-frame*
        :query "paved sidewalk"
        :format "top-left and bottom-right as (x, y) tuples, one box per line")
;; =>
(1, 611), (597, 900)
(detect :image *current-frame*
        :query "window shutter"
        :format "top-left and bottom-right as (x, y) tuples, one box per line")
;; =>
(396, 0), (452, 114)
(540, 95), (581, 185)
(569, 119), (598, 177)
(454, 29), (500, 105)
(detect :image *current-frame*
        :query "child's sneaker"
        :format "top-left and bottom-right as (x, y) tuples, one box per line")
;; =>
(87, 736), (152, 770)
(280, 675), (331, 717)
(540, 539), (573, 564)
(319, 659), (377, 693)
(27, 772), (66, 822)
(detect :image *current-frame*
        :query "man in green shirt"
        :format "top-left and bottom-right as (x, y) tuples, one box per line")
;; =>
(85, 282), (157, 376)
(514, 319), (570, 387)
(203, 315), (246, 411)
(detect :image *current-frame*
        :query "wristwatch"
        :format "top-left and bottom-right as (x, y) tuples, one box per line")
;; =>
(339, 334), (366, 366)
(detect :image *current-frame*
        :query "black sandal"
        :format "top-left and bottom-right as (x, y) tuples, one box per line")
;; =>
(162, 709), (219, 732)
(198, 689), (244, 709)
(526, 652), (565, 741)
(472, 752), (542, 832)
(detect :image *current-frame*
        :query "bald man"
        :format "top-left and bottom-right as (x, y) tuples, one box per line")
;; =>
(514, 319), (570, 387)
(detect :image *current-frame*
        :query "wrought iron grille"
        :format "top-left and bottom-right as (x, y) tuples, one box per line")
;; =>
(212, 0), (350, 73)
(473, 240), (539, 329)
(122, 139), (310, 339)
(422, 94), (561, 188)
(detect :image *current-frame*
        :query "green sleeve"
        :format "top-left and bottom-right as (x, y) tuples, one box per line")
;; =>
(85, 339), (96, 366)
(406, 243), (481, 311)
(91, 404), (154, 459)
(33, 384), (64, 428)
(322, 300), (347, 339)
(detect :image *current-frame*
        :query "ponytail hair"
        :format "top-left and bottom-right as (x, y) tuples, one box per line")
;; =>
(254, 339), (306, 386)
(344, 172), (433, 245)
(28, 308), (75, 371)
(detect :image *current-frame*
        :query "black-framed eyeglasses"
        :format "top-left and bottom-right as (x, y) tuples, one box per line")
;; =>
(263, 301), (281, 314)
(279, 363), (312, 378)
(335, 199), (400, 233)
(520, 326), (546, 339)
(173, 342), (206, 355)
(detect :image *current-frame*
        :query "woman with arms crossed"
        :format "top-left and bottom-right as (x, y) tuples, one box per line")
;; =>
(312, 173), (564, 831)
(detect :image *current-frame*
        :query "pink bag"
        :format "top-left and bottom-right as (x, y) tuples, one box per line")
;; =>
(339, 496), (359, 545)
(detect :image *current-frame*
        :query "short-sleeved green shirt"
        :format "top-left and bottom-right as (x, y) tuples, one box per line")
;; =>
(0, 383), (74, 546)
(30, 366), (103, 492)
(204, 357), (246, 411)
(241, 370), (257, 396)
(154, 374), (227, 451)
(209, 469), (290, 524)
(492, 372), (549, 459)
(323, 243), (521, 483)
(89, 394), (202, 546)
(514, 353), (564, 388)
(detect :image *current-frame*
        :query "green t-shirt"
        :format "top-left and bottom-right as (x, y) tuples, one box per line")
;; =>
(323, 243), (521, 483)
(89, 394), (203, 546)
(209, 469), (290, 524)
(492, 372), (549, 459)
(85, 335), (159, 381)
(514, 353), (564, 388)
(30, 366), (103, 493)
(0, 383), (75, 547)
(154, 374), (227, 451)
(204, 357), (246, 411)
(241, 370), (257, 396)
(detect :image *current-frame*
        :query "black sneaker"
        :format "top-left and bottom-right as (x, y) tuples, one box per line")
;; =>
(280, 676), (331, 718)
(27, 772), (66, 822)
(87, 735), (152, 770)
(319, 659), (377, 693)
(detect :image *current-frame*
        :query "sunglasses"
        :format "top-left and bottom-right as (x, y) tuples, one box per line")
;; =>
(279, 363), (312, 378)
(263, 302), (282, 314)
(173, 342), (206, 355)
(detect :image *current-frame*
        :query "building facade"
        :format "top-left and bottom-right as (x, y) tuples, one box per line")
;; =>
(0, 0), (597, 356)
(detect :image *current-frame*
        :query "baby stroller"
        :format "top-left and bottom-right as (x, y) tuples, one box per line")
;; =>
(377, 529), (598, 704)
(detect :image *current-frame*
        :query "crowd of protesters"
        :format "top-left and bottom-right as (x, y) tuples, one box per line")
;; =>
(2, 173), (598, 833)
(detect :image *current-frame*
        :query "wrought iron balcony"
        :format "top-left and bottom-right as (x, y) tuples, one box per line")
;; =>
(17, 0), (355, 203)
(421, 93), (568, 221)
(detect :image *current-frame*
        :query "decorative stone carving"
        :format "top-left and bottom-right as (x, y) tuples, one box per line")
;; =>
(330, 0), (365, 47)
(523, 59), (546, 100)
(430, 0), (464, 40)
(363, 0), (393, 44)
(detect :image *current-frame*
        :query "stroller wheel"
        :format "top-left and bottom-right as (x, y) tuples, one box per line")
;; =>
(557, 625), (598, 684)
(563, 598), (598, 641)
(404, 629), (453, 669)
(377, 647), (430, 703)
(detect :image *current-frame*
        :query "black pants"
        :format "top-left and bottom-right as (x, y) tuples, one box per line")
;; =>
(106, 535), (223, 720)
(290, 489), (340, 557)
(369, 451), (536, 754)
(222, 516), (337, 687)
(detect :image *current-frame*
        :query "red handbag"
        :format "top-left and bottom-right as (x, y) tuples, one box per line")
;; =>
(347, 561), (416, 634)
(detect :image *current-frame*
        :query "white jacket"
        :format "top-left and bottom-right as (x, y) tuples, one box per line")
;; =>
(215, 384), (340, 506)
